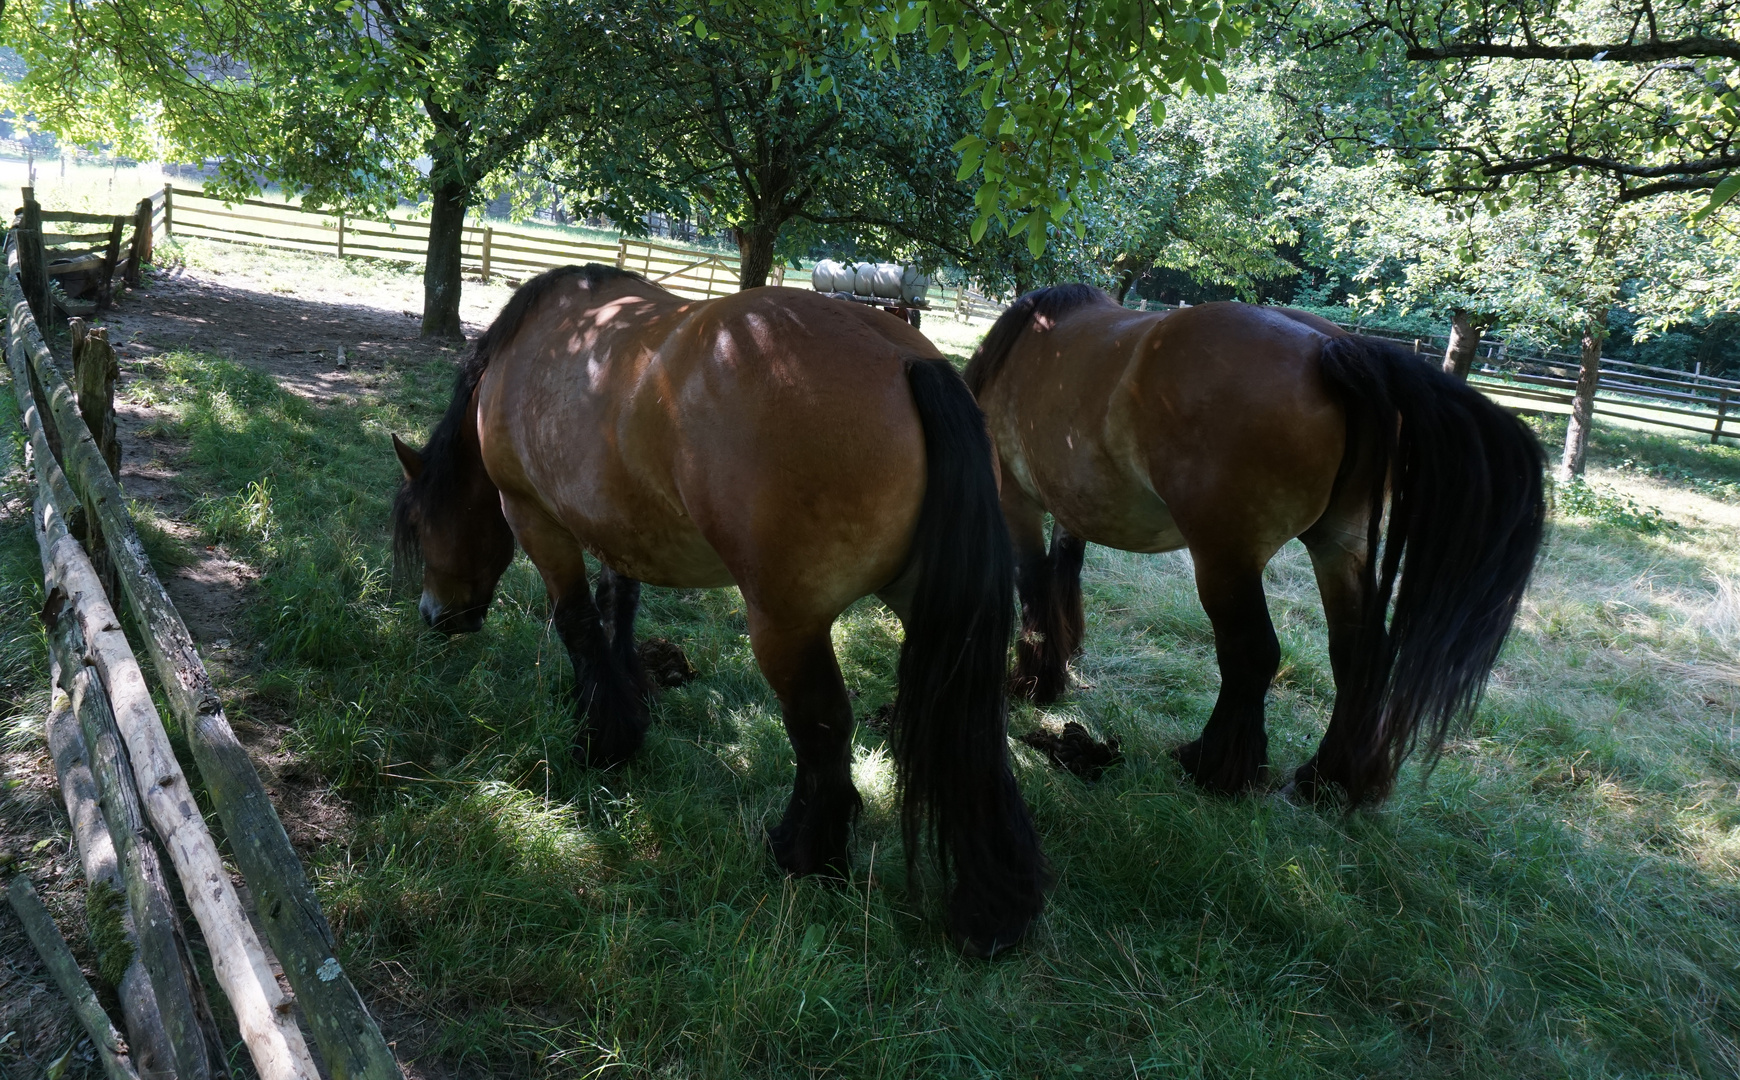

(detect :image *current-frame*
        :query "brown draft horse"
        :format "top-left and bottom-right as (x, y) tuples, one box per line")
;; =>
(391, 265), (1045, 954)
(967, 286), (1546, 803)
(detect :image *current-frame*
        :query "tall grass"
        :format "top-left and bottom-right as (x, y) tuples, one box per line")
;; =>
(7, 345), (1740, 1077)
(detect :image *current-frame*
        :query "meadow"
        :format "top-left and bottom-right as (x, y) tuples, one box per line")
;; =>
(2, 250), (1738, 1077)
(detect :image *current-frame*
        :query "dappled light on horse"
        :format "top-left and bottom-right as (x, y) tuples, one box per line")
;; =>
(390, 265), (1047, 955)
(968, 286), (1547, 805)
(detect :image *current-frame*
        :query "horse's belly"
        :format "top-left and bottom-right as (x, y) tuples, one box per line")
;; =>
(585, 519), (735, 589)
(1062, 490), (1187, 554)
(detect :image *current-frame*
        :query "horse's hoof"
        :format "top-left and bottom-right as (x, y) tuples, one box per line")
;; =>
(1172, 738), (1264, 795)
(1010, 674), (1066, 705)
(1010, 655), (1069, 705)
(1171, 738), (1203, 773)
(765, 822), (849, 881)
(951, 915), (1033, 959)
(573, 724), (646, 770)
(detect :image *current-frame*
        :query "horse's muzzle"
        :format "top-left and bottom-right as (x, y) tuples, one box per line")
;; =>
(420, 593), (487, 635)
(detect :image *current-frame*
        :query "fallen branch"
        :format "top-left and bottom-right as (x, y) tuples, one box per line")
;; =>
(3, 867), (141, 1080)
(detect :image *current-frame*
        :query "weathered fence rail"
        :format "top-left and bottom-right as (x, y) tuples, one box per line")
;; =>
(5, 233), (403, 1079)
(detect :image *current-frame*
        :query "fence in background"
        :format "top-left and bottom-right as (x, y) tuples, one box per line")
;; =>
(1127, 297), (1740, 444)
(163, 185), (1017, 317)
(35, 182), (1731, 444)
(166, 185), (765, 300)
(9, 186), (165, 321)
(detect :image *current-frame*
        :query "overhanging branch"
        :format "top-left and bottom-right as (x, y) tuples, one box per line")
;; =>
(1407, 35), (1740, 63)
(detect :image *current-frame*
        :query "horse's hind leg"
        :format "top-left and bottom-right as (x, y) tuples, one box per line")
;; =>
(1172, 551), (1278, 794)
(749, 609), (861, 879)
(1009, 486), (1087, 703)
(1293, 520), (1380, 801)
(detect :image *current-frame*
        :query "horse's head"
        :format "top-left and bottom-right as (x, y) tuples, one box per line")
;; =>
(391, 430), (515, 635)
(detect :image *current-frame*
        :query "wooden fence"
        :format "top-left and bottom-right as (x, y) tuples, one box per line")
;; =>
(1361, 325), (1740, 445)
(165, 184), (763, 300)
(159, 185), (1020, 318)
(9, 186), (164, 322)
(4, 234), (402, 1079)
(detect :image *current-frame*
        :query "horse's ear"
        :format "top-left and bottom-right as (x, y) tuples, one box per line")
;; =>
(392, 434), (424, 481)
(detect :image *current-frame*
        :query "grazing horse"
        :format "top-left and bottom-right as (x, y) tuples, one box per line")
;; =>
(391, 265), (1046, 954)
(967, 286), (1546, 804)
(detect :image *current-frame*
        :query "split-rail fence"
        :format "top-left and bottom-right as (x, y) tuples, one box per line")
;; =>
(4, 221), (404, 1079)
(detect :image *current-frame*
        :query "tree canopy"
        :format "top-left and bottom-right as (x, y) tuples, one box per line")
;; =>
(1284, 0), (1739, 213)
(537, 0), (981, 288)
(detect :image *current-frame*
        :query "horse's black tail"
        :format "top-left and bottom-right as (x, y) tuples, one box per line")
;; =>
(890, 358), (1048, 956)
(1310, 336), (1547, 804)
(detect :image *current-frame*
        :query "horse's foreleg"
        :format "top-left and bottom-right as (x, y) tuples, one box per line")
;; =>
(506, 499), (651, 768)
(1009, 487), (1085, 704)
(593, 565), (648, 697)
(552, 583), (651, 768)
(749, 610), (861, 879)
(1173, 554), (1277, 794)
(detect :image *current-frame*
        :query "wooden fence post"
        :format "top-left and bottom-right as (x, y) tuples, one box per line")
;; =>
(337, 212), (346, 259)
(1714, 391), (1729, 445)
(481, 226), (493, 279)
(97, 216), (124, 310)
(20, 188), (52, 326)
(70, 320), (121, 478)
(127, 197), (152, 287)
(616, 236), (628, 270)
(161, 184), (173, 238)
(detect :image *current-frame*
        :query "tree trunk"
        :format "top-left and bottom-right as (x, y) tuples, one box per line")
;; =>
(736, 225), (777, 290)
(1441, 308), (1483, 379)
(421, 175), (470, 341)
(1111, 256), (1141, 304)
(1558, 307), (1610, 483)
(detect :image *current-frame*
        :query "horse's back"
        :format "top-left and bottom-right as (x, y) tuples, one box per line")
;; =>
(479, 281), (932, 618)
(984, 298), (1347, 554)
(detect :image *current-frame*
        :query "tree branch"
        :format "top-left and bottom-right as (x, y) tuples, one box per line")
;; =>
(1407, 36), (1740, 63)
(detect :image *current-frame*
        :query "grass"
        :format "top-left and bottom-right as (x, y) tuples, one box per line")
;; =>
(4, 290), (1740, 1076)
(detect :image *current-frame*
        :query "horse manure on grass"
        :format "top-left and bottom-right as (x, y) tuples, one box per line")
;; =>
(639, 637), (698, 688)
(1018, 722), (1122, 781)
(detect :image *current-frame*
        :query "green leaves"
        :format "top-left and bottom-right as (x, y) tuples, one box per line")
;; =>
(1693, 173), (1740, 223)
(733, 0), (1250, 255)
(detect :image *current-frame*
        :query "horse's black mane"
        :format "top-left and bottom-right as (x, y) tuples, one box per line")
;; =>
(963, 283), (1113, 396)
(392, 264), (646, 577)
